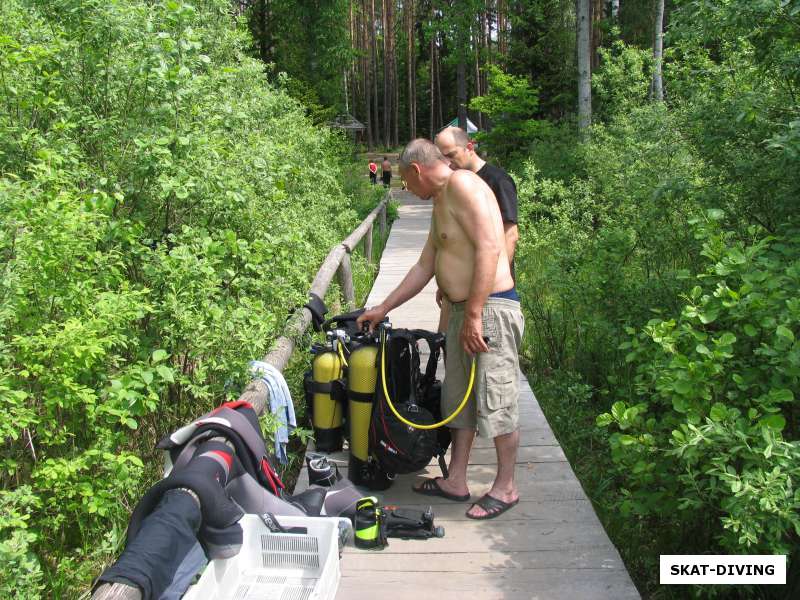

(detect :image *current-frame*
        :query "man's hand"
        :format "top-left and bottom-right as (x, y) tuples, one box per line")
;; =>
(460, 314), (490, 355)
(435, 287), (444, 308)
(356, 304), (388, 332)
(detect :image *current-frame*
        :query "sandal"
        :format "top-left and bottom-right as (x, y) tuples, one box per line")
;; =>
(465, 494), (519, 520)
(412, 478), (470, 502)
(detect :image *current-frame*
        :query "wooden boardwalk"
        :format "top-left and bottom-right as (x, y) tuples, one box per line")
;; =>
(296, 190), (640, 599)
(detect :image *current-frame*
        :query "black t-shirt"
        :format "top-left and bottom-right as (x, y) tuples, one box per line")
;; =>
(477, 162), (518, 281)
(476, 162), (518, 224)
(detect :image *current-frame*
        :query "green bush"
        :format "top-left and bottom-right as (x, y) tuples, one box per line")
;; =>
(469, 65), (546, 165)
(0, 0), (378, 595)
(598, 215), (800, 556)
(514, 99), (703, 387)
(503, 5), (800, 590)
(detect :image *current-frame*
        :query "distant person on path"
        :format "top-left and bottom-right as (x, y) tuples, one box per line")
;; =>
(434, 126), (519, 333)
(368, 160), (378, 185)
(357, 139), (523, 520)
(381, 156), (392, 188)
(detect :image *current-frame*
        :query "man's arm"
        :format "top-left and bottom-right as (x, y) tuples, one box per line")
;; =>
(357, 229), (436, 330)
(450, 172), (501, 354)
(504, 223), (519, 262)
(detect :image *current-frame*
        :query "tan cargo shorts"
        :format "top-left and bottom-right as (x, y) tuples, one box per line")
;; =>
(441, 297), (524, 438)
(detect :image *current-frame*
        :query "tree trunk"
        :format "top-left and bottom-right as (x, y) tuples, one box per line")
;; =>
(457, 47), (467, 130)
(370, 0), (380, 146)
(406, 0), (416, 140)
(436, 39), (443, 133)
(474, 30), (482, 130)
(382, 0), (391, 147)
(391, 0), (399, 146)
(577, 0), (592, 134)
(363, 0), (374, 149)
(591, 0), (604, 71)
(651, 0), (665, 101)
(430, 32), (436, 137)
(258, 0), (269, 64)
(349, 0), (358, 122)
(498, 0), (507, 59)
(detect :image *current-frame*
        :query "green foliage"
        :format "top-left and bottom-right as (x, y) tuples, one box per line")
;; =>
(598, 217), (800, 555)
(469, 65), (545, 163)
(247, 0), (352, 114)
(513, 4), (800, 592)
(516, 98), (703, 387)
(0, 0), (380, 595)
(592, 41), (653, 121)
(505, 0), (577, 119)
(0, 487), (43, 599)
(667, 0), (800, 231)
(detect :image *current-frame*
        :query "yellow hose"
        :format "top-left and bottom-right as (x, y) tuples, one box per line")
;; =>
(379, 329), (475, 430)
(337, 341), (349, 369)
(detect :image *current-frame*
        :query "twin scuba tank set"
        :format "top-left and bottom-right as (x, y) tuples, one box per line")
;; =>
(303, 300), (479, 490)
(302, 299), (481, 549)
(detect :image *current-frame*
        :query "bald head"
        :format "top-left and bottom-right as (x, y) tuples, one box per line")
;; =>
(435, 126), (470, 148)
(399, 138), (446, 170)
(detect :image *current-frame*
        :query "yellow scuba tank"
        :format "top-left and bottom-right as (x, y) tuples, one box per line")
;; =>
(347, 340), (393, 490)
(311, 339), (344, 452)
(347, 343), (378, 464)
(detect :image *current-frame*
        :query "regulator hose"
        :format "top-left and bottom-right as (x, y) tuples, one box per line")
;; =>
(379, 327), (476, 430)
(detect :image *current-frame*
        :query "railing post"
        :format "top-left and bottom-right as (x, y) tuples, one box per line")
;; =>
(379, 203), (387, 240)
(364, 224), (373, 264)
(338, 251), (356, 310)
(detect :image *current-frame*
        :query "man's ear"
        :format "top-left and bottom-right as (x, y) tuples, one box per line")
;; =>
(466, 141), (474, 152)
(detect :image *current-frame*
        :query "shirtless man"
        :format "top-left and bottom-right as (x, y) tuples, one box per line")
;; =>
(381, 156), (392, 187)
(357, 139), (524, 519)
(434, 126), (519, 333)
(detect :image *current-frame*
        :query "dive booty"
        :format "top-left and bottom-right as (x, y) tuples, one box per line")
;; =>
(348, 455), (394, 491)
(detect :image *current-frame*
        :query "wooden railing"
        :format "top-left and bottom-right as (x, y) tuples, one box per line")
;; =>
(93, 192), (391, 600)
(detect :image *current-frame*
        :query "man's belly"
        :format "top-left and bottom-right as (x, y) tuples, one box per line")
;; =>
(435, 251), (472, 302)
(435, 250), (515, 303)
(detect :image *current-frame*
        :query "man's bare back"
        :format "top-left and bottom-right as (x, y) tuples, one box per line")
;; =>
(431, 170), (513, 302)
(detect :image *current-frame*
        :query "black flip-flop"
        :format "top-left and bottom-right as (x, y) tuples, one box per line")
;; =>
(412, 478), (470, 502)
(465, 494), (519, 520)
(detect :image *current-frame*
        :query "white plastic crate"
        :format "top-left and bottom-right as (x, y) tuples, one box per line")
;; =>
(183, 515), (341, 600)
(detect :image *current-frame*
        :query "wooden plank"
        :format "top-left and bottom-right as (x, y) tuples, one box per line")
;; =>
(348, 498), (599, 523)
(340, 543), (621, 571)
(297, 461), (580, 492)
(472, 427), (559, 448)
(340, 519), (617, 554)
(337, 569), (640, 600)
(301, 444), (565, 466)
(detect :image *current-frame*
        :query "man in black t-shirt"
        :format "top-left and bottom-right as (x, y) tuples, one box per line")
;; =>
(435, 127), (518, 266)
(434, 127), (519, 330)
